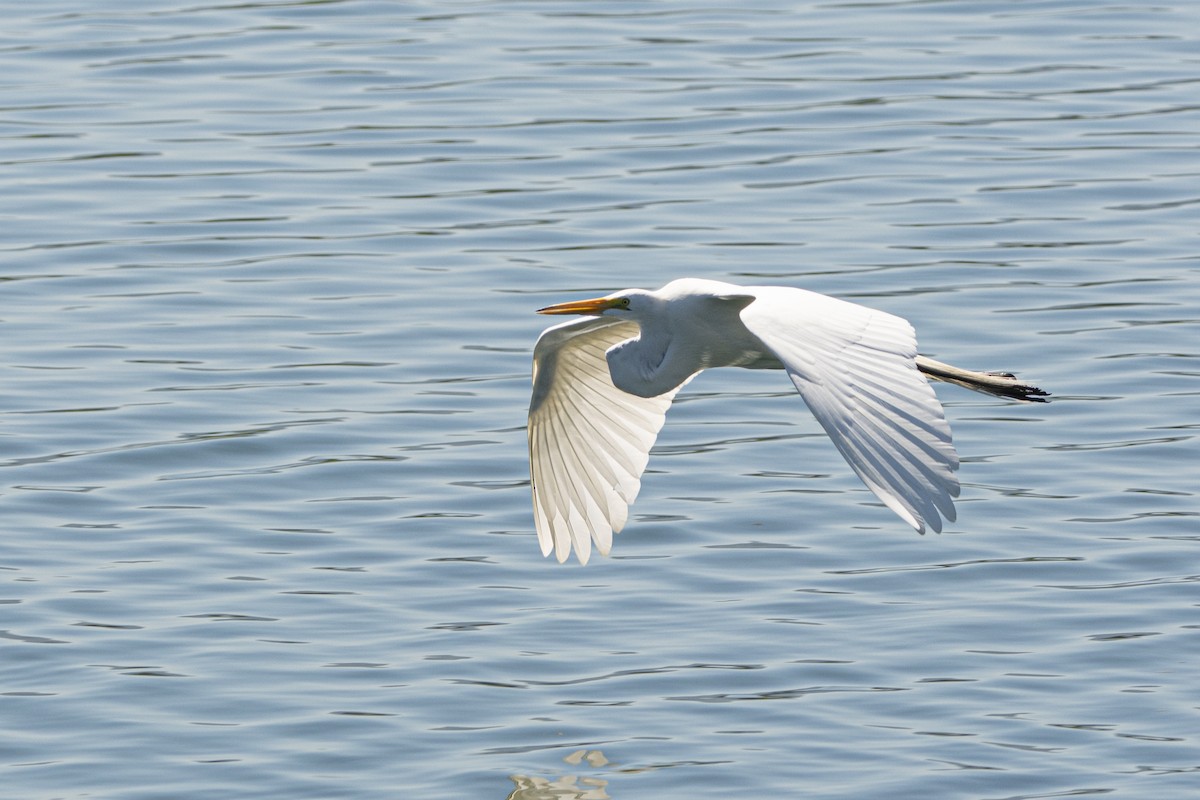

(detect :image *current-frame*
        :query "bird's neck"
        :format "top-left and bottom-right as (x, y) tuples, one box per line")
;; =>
(604, 295), (768, 398)
(606, 330), (695, 399)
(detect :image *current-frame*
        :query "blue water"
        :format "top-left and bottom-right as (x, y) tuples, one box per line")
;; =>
(2, 1), (1198, 798)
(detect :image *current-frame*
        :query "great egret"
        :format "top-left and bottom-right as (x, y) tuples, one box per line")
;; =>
(528, 278), (1047, 564)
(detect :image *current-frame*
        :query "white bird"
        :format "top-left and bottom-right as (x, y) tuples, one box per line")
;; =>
(528, 278), (1047, 564)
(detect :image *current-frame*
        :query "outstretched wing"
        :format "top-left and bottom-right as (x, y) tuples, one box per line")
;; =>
(740, 287), (960, 532)
(528, 316), (682, 564)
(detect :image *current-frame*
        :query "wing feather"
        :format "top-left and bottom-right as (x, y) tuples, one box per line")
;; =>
(528, 316), (680, 563)
(740, 287), (960, 533)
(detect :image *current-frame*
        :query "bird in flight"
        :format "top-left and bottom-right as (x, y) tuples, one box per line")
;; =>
(527, 278), (1047, 564)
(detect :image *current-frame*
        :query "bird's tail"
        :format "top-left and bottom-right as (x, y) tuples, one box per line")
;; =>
(916, 355), (1050, 403)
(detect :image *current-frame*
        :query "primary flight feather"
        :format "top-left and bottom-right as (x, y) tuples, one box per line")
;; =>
(528, 278), (1047, 564)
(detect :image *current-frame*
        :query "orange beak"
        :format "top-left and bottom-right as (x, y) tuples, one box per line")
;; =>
(536, 295), (622, 316)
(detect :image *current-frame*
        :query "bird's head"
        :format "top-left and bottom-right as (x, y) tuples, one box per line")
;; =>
(537, 289), (647, 318)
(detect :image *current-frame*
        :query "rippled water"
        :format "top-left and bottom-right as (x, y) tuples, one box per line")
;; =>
(2, 1), (1198, 798)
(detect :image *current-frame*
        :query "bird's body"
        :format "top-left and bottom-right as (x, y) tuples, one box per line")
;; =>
(528, 278), (1046, 564)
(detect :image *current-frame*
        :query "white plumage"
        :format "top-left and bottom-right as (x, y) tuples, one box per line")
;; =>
(528, 278), (1045, 564)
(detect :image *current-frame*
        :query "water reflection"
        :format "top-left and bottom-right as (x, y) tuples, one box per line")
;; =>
(508, 750), (611, 800)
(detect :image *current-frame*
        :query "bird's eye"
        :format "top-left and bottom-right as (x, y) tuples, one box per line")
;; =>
(617, 298), (631, 308)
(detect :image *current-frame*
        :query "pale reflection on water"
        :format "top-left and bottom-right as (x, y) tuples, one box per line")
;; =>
(509, 750), (612, 800)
